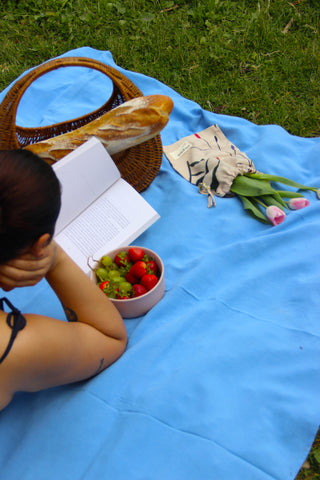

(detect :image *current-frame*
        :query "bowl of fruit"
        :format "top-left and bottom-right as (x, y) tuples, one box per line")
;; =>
(90, 246), (165, 318)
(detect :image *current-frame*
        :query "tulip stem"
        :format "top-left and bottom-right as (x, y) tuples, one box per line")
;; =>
(254, 198), (267, 209)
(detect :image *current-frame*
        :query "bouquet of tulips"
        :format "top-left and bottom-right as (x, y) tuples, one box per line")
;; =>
(163, 124), (319, 226)
(230, 172), (320, 225)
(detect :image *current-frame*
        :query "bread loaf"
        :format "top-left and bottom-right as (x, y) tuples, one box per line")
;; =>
(25, 94), (174, 163)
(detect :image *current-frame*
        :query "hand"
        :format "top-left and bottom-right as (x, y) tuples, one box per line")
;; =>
(0, 241), (58, 291)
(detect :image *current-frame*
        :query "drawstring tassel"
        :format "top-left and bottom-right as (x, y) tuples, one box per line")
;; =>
(198, 182), (216, 208)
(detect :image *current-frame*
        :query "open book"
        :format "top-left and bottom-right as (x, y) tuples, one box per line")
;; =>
(53, 137), (160, 274)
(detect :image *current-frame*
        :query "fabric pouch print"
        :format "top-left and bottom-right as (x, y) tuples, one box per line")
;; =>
(163, 124), (256, 206)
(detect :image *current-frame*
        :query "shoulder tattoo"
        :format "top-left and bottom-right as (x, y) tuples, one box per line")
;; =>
(63, 305), (78, 322)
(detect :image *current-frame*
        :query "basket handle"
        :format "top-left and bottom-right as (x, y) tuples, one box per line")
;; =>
(0, 57), (142, 149)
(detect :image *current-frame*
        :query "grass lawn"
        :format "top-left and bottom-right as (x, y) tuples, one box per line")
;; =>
(0, 1), (319, 478)
(1, 0), (319, 136)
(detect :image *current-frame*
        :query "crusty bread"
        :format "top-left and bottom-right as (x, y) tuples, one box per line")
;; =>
(25, 94), (174, 163)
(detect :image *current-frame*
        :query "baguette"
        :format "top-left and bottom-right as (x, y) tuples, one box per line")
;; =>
(25, 94), (174, 163)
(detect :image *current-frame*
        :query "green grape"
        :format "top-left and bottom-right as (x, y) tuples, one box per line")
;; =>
(118, 281), (133, 294)
(108, 270), (122, 279)
(100, 255), (113, 268)
(95, 267), (110, 282)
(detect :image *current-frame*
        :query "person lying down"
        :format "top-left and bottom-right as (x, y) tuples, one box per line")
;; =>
(0, 149), (127, 411)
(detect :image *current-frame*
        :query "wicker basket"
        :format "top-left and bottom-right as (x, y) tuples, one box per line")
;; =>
(0, 57), (163, 192)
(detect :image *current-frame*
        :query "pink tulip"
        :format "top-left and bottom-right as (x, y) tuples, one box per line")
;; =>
(266, 206), (286, 226)
(288, 198), (310, 210)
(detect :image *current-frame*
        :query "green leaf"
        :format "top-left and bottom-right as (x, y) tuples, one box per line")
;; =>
(259, 193), (287, 210)
(230, 175), (277, 197)
(273, 192), (289, 209)
(277, 190), (305, 198)
(238, 195), (270, 224)
(244, 173), (316, 191)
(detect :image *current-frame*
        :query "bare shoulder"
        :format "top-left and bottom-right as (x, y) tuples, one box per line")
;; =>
(0, 311), (15, 409)
(0, 310), (126, 407)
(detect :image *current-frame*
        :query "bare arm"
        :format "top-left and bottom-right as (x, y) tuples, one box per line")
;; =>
(45, 244), (127, 341)
(0, 243), (127, 406)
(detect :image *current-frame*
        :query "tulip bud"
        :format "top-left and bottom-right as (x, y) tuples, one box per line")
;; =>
(288, 197), (310, 210)
(266, 206), (286, 226)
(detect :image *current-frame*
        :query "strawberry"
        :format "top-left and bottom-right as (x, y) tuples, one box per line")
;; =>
(141, 274), (158, 291)
(99, 280), (110, 292)
(129, 261), (147, 279)
(128, 247), (145, 263)
(126, 271), (139, 284)
(146, 260), (158, 275)
(132, 284), (148, 297)
(114, 250), (130, 268)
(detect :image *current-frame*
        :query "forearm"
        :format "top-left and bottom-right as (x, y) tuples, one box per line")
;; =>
(45, 245), (127, 342)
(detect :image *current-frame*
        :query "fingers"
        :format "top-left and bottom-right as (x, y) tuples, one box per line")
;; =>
(0, 243), (57, 290)
(0, 264), (44, 289)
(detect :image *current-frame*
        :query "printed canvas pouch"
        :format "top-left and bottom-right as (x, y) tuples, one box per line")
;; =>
(163, 125), (256, 206)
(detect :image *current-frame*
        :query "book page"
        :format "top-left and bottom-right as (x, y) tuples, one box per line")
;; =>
(55, 178), (160, 274)
(53, 137), (120, 234)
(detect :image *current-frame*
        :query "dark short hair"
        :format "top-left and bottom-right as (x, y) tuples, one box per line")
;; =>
(0, 149), (61, 263)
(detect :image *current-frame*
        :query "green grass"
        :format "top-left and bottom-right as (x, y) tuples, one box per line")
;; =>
(0, 0), (319, 136)
(0, 1), (319, 478)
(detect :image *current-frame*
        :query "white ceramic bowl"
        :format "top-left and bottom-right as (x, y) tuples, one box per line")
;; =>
(90, 246), (165, 318)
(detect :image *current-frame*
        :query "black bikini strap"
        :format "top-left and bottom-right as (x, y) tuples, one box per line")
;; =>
(0, 297), (27, 364)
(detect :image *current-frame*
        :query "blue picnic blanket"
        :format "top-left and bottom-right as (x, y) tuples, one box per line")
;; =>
(0, 47), (319, 480)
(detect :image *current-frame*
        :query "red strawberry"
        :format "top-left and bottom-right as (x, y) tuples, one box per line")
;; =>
(126, 271), (139, 285)
(114, 251), (130, 268)
(140, 274), (158, 291)
(146, 260), (158, 275)
(132, 284), (148, 297)
(128, 247), (145, 263)
(99, 280), (110, 292)
(129, 261), (147, 279)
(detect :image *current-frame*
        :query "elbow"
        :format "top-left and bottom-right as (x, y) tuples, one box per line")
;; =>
(117, 332), (127, 359)
(111, 328), (128, 364)
(93, 335), (127, 378)
(116, 319), (128, 356)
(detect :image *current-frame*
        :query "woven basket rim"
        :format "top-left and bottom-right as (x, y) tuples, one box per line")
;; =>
(0, 56), (163, 192)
